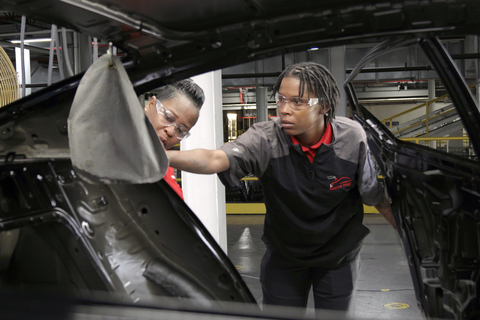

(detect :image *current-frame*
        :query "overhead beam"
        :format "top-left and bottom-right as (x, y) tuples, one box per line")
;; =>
(355, 89), (428, 100)
(0, 40), (49, 54)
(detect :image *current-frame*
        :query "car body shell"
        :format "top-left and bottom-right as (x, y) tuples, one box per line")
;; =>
(0, 1), (480, 319)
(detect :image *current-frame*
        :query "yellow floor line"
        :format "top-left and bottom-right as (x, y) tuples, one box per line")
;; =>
(226, 203), (379, 214)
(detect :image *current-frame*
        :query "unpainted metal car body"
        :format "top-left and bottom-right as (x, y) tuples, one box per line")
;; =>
(0, 0), (479, 319)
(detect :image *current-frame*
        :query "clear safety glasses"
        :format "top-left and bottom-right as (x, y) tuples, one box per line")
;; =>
(275, 92), (319, 111)
(155, 100), (191, 140)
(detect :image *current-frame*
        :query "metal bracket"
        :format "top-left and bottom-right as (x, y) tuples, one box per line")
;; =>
(108, 42), (116, 70)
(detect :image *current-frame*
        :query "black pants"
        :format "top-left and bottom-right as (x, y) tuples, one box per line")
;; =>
(260, 244), (359, 317)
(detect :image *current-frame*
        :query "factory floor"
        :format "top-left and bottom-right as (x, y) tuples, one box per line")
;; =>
(226, 214), (424, 320)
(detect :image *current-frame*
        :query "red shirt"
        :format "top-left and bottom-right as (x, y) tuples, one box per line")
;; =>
(290, 122), (332, 163)
(163, 166), (184, 199)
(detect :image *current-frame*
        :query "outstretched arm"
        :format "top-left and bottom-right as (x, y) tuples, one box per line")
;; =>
(374, 196), (397, 231)
(166, 149), (230, 174)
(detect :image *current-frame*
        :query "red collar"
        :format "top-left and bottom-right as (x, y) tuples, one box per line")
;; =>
(290, 123), (332, 163)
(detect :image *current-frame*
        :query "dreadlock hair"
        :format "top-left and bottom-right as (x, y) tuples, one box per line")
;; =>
(157, 78), (205, 110)
(273, 62), (339, 123)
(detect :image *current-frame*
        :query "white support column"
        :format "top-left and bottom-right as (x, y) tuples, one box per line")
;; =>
(92, 37), (99, 63)
(15, 48), (31, 96)
(181, 70), (227, 253)
(428, 79), (436, 109)
(256, 86), (268, 123)
(329, 46), (347, 117)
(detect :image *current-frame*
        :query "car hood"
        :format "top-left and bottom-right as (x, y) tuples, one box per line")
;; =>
(1, 0), (480, 158)
(2, 0), (480, 88)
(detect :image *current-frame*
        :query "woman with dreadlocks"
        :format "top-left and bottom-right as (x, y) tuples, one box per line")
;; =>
(166, 62), (395, 317)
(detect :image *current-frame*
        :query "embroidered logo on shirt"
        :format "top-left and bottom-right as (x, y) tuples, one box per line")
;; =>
(328, 176), (352, 190)
(232, 147), (240, 152)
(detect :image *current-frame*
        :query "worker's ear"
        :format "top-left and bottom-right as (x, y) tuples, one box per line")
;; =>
(321, 103), (330, 115)
(145, 96), (156, 110)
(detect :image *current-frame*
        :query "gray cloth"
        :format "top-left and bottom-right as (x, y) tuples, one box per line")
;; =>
(68, 53), (168, 184)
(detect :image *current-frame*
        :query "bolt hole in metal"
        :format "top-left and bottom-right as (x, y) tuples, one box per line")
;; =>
(138, 205), (149, 215)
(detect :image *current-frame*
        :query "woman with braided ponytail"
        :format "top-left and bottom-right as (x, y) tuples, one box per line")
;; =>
(166, 62), (395, 317)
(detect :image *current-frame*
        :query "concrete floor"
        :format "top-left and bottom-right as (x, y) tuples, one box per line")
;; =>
(227, 214), (424, 320)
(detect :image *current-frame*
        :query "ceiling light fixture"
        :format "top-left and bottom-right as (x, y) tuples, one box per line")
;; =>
(10, 38), (52, 44)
